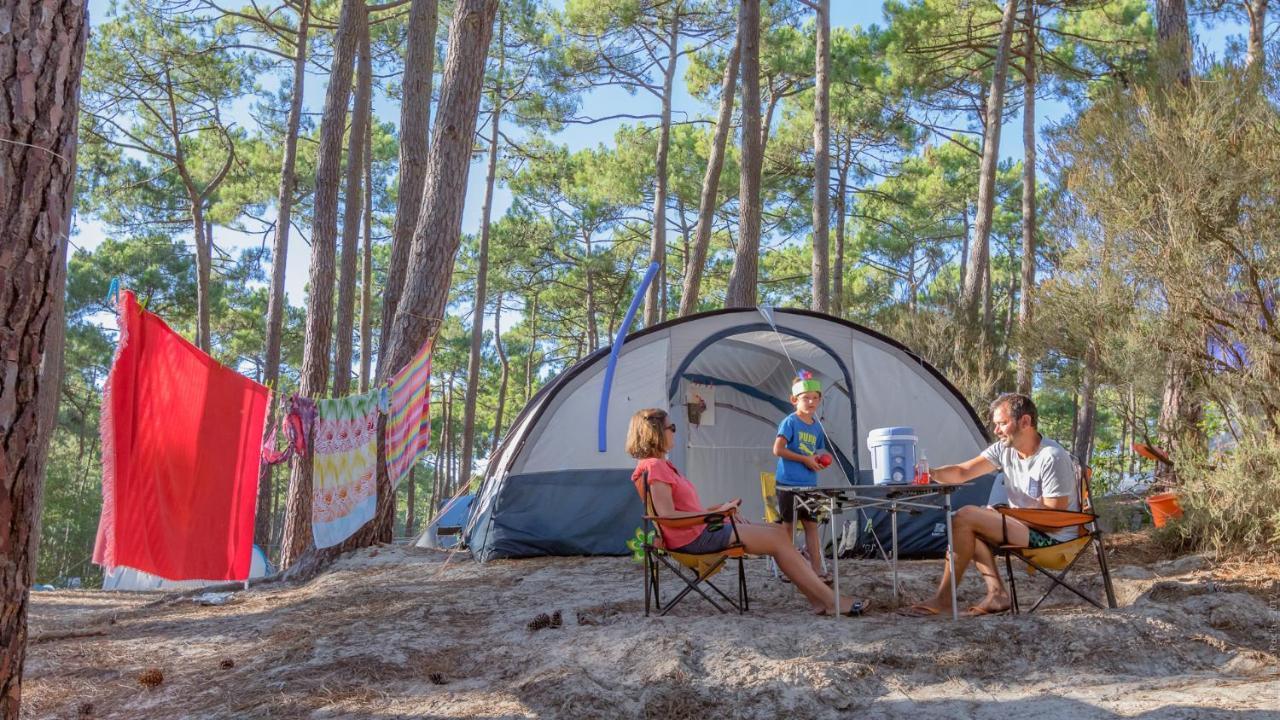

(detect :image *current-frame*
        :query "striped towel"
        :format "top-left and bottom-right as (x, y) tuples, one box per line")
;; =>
(311, 390), (380, 548)
(385, 338), (433, 490)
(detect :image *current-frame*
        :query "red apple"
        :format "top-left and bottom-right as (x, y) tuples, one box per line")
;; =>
(815, 453), (833, 468)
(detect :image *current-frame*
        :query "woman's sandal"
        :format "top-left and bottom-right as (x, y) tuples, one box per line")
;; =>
(818, 598), (870, 617)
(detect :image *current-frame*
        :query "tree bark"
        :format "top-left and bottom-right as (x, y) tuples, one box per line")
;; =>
(810, 0), (830, 313)
(379, 0), (439, 382)
(1073, 350), (1098, 465)
(958, 0), (1017, 327)
(256, 0), (311, 550)
(359, 116), (373, 392)
(404, 466), (416, 536)
(333, 10), (372, 398)
(1156, 0), (1191, 85)
(461, 28), (504, 487)
(725, 0), (762, 308)
(279, 0), (361, 569)
(1016, 0), (1037, 396)
(491, 292), (509, 453)
(832, 145), (849, 317)
(189, 197), (213, 352)
(372, 0), (499, 542)
(679, 34), (739, 317)
(0, 1), (86, 712)
(643, 6), (681, 326)
(1245, 0), (1268, 71)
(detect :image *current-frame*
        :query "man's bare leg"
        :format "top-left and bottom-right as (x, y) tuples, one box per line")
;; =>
(907, 506), (1029, 616)
(967, 540), (1011, 614)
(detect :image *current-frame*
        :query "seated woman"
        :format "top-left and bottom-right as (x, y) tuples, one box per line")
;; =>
(626, 408), (867, 616)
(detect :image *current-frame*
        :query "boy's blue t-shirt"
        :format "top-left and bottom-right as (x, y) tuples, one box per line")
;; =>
(775, 413), (826, 487)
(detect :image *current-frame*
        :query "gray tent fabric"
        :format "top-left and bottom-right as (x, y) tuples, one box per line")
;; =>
(460, 308), (992, 562)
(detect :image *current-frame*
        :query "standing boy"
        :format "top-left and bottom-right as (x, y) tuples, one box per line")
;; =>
(772, 370), (831, 582)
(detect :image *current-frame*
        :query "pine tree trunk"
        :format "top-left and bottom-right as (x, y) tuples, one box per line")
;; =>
(1246, 0), (1268, 70)
(1156, 0), (1191, 85)
(810, 0), (830, 313)
(279, 0), (361, 569)
(1073, 351), (1098, 465)
(679, 34), (738, 317)
(256, 0), (311, 549)
(189, 196), (213, 352)
(492, 293), (510, 453)
(643, 7), (681, 326)
(1016, 0), (1037, 396)
(359, 118), (373, 392)
(833, 149), (848, 317)
(958, 0), (1017, 327)
(333, 11), (371, 398)
(379, 0), (439, 382)
(584, 231), (599, 350)
(381, 0), (499, 386)
(405, 467), (417, 536)
(725, 0), (762, 308)
(525, 293), (538, 402)
(0, 1), (85, 711)
(461, 38), (504, 487)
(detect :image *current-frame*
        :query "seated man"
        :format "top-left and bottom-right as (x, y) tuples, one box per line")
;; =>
(901, 392), (1078, 617)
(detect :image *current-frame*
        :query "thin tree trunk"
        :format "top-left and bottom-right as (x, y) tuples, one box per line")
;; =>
(678, 37), (738, 318)
(725, 0), (762, 308)
(190, 197), (213, 351)
(584, 230), (599, 350)
(280, 0), (361, 569)
(643, 7), (681, 326)
(0, 1), (85, 711)
(405, 467), (417, 536)
(333, 10), (372, 397)
(959, 0), (1017, 327)
(379, 0), (439, 382)
(810, 0), (830, 313)
(375, 0), (499, 542)
(461, 29), (504, 486)
(833, 148), (848, 316)
(525, 293), (538, 402)
(256, 0), (311, 549)
(1073, 350), (1098, 465)
(1245, 0), (1268, 70)
(360, 117), (373, 392)
(1016, 0), (1037, 396)
(492, 292), (510, 453)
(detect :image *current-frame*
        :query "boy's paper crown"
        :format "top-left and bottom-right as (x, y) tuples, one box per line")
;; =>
(791, 369), (822, 397)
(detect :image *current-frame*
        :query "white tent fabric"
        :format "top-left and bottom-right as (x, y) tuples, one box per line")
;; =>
(102, 545), (272, 591)
(463, 309), (993, 561)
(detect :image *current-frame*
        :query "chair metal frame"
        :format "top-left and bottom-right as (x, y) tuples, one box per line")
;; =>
(992, 463), (1118, 614)
(641, 471), (750, 616)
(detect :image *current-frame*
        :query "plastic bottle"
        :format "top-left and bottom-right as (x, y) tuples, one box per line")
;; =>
(916, 452), (930, 485)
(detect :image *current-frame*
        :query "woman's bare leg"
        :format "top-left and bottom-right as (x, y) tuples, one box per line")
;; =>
(734, 524), (857, 614)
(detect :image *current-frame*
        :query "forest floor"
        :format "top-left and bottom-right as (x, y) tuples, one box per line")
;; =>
(22, 532), (1280, 719)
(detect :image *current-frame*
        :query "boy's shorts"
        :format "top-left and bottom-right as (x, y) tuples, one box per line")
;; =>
(775, 488), (818, 523)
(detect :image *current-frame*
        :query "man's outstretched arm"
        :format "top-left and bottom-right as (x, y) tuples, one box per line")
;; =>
(932, 455), (998, 485)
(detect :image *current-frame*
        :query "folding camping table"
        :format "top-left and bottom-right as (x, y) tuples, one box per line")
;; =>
(788, 483), (971, 621)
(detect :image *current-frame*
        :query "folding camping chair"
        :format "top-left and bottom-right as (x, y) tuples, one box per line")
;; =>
(642, 471), (749, 616)
(990, 465), (1118, 614)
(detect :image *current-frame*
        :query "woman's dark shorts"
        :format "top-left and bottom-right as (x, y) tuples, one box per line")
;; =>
(672, 524), (735, 554)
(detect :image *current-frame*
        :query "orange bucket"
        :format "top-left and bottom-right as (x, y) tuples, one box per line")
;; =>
(1147, 491), (1184, 528)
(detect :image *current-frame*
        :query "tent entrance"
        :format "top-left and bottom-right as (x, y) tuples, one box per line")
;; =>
(667, 325), (858, 525)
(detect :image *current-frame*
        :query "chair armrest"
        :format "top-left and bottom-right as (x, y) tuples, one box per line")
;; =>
(995, 506), (1096, 529)
(644, 507), (738, 529)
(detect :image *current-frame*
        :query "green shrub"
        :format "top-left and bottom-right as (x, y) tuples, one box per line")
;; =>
(1166, 438), (1280, 556)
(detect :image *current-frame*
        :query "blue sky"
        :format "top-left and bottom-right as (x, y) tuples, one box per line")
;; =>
(74, 1), (1246, 314)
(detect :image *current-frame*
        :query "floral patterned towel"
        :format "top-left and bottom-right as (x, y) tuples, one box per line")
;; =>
(311, 391), (380, 548)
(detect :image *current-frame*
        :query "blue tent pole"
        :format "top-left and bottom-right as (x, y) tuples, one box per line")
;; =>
(598, 261), (660, 452)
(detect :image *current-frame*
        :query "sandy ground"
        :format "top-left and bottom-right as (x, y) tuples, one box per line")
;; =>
(21, 534), (1280, 720)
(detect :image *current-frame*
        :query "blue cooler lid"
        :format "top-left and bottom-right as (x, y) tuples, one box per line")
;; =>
(867, 426), (917, 447)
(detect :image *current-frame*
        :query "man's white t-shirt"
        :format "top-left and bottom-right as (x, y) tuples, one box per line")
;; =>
(980, 436), (1079, 542)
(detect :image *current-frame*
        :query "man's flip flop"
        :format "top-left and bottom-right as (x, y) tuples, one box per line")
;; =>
(896, 604), (941, 618)
(963, 605), (1010, 617)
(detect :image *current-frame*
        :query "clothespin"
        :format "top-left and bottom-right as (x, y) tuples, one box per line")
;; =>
(105, 277), (120, 311)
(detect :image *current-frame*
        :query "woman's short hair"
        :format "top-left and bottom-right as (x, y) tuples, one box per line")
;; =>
(626, 408), (668, 459)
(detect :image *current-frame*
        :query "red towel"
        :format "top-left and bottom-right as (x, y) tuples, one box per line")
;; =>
(94, 291), (269, 581)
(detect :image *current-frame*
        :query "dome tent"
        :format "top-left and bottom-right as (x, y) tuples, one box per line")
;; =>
(462, 308), (1000, 562)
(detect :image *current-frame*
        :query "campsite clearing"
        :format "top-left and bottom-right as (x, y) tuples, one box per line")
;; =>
(22, 536), (1280, 719)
